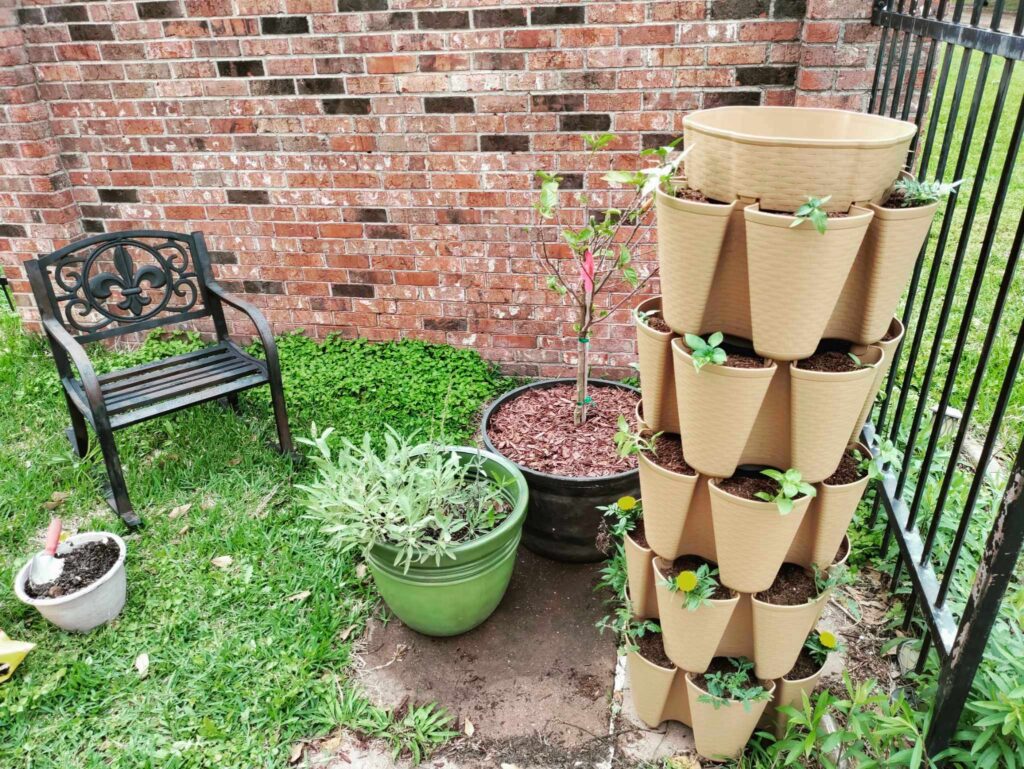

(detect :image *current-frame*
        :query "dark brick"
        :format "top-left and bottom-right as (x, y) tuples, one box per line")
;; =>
(338, 0), (387, 10)
(531, 5), (585, 25)
(136, 1), (183, 20)
(350, 270), (393, 284)
(83, 220), (106, 234)
(316, 57), (364, 74)
(260, 16), (309, 34)
(217, 60), (265, 77)
(227, 189), (270, 205)
(559, 173), (583, 190)
(322, 98), (371, 115)
(17, 8), (44, 25)
(45, 5), (89, 23)
(736, 66), (797, 86)
(0, 224), (26, 237)
(424, 317), (467, 332)
(424, 96), (475, 113)
(774, 0), (807, 17)
(642, 133), (684, 150)
(297, 78), (345, 95)
(347, 208), (388, 222)
(367, 12), (413, 31)
(710, 0), (768, 19)
(68, 25), (115, 42)
(481, 135), (530, 152)
(80, 204), (118, 218)
(243, 280), (285, 295)
(474, 8), (527, 27)
(209, 250), (237, 264)
(417, 10), (469, 29)
(98, 188), (139, 203)
(474, 52), (525, 70)
(704, 91), (762, 108)
(365, 224), (407, 239)
(331, 283), (375, 298)
(250, 79), (296, 95)
(560, 113), (611, 132)
(531, 93), (584, 112)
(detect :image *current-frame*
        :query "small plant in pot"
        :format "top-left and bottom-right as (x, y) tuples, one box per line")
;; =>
(14, 526), (127, 633)
(482, 134), (687, 562)
(771, 628), (846, 737)
(598, 496), (659, 619)
(299, 426), (528, 637)
(686, 656), (775, 760)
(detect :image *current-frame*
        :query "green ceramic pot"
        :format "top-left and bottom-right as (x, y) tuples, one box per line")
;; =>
(365, 446), (528, 637)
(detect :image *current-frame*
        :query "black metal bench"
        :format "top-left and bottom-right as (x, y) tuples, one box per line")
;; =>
(25, 230), (293, 528)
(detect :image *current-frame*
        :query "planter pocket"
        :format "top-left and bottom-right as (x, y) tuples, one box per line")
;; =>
(638, 449), (699, 558)
(744, 203), (874, 361)
(709, 481), (811, 594)
(686, 673), (775, 760)
(656, 190), (737, 335)
(769, 665), (824, 738)
(751, 585), (830, 680)
(635, 296), (679, 433)
(809, 444), (870, 567)
(625, 529), (659, 619)
(851, 317), (905, 441)
(672, 338), (776, 478)
(654, 558), (738, 673)
(627, 649), (677, 727)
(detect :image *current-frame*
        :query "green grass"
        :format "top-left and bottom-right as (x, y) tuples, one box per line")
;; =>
(0, 311), (509, 768)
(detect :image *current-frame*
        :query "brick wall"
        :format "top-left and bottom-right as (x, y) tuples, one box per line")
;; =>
(1, 0), (879, 377)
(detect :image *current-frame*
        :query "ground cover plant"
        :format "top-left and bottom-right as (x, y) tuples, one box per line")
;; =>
(0, 310), (510, 768)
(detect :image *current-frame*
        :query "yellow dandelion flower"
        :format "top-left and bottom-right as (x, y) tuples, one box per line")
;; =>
(617, 496), (637, 511)
(819, 630), (838, 649)
(675, 570), (699, 592)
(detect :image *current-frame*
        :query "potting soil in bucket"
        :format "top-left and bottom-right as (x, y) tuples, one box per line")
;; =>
(23, 539), (119, 600)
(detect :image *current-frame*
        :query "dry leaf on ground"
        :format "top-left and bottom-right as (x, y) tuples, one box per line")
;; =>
(211, 556), (233, 569)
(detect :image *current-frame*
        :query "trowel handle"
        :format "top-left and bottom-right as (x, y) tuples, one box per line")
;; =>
(44, 518), (62, 556)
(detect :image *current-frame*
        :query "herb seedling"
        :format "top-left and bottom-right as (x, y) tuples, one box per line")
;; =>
(790, 195), (832, 235)
(696, 657), (771, 711)
(755, 468), (817, 515)
(890, 177), (963, 207)
(804, 629), (845, 669)
(613, 415), (661, 458)
(635, 308), (661, 328)
(848, 352), (863, 368)
(813, 563), (854, 595)
(852, 438), (902, 482)
(598, 494), (643, 539)
(663, 563), (722, 611)
(684, 332), (727, 372)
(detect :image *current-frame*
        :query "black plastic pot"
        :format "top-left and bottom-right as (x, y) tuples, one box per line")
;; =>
(480, 378), (641, 563)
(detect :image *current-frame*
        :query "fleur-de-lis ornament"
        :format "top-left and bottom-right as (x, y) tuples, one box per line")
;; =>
(0, 631), (35, 684)
(88, 245), (167, 316)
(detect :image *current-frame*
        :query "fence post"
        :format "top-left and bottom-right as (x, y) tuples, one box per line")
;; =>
(925, 436), (1024, 755)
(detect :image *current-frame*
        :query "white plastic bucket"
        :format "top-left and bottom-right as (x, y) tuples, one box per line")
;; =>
(14, 532), (127, 633)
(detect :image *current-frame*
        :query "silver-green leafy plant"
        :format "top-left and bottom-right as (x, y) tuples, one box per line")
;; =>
(684, 331), (727, 372)
(696, 657), (771, 711)
(299, 425), (511, 572)
(755, 468), (817, 515)
(663, 562), (722, 611)
(891, 177), (963, 207)
(790, 195), (832, 235)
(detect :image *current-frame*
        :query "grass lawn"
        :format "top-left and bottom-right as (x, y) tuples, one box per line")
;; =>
(0, 310), (511, 768)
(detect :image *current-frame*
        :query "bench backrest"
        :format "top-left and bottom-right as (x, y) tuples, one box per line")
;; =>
(27, 230), (214, 343)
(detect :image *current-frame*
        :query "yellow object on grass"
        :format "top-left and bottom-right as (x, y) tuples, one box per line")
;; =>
(0, 630), (35, 684)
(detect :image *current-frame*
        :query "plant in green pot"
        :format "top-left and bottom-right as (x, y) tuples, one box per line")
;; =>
(300, 426), (528, 637)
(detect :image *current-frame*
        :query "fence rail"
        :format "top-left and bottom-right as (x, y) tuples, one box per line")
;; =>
(868, 0), (1024, 756)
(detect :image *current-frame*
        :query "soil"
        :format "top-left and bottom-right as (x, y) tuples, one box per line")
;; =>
(635, 630), (673, 668)
(692, 656), (758, 694)
(642, 432), (696, 475)
(785, 647), (824, 681)
(684, 344), (770, 369)
(795, 350), (861, 373)
(675, 187), (730, 205)
(487, 383), (640, 477)
(715, 474), (780, 501)
(25, 538), (119, 599)
(834, 536), (850, 564)
(660, 555), (733, 600)
(760, 208), (851, 219)
(755, 563), (818, 606)
(882, 325), (899, 342)
(824, 448), (867, 486)
(628, 517), (649, 549)
(643, 315), (672, 333)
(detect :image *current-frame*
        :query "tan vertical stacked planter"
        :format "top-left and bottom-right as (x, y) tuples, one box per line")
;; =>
(627, 105), (929, 761)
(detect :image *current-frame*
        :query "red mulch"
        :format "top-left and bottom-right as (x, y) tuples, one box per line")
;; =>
(487, 383), (640, 477)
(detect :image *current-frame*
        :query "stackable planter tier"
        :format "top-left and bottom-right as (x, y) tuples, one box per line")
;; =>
(627, 106), (933, 760)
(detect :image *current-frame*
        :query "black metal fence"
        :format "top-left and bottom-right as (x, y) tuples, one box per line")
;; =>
(868, 0), (1024, 756)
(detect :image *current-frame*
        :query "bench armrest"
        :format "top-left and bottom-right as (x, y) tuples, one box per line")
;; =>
(41, 316), (107, 414)
(204, 281), (283, 375)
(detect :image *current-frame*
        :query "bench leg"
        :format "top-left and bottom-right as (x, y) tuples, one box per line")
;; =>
(63, 393), (89, 458)
(267, 376), (295, 457)
(96, 425), (141, 529)
(218, 393), (241, 413)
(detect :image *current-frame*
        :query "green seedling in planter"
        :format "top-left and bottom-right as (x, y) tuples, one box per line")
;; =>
(852, 438), (902, 482)
(663, 563), (722, 611)
(613, 415), (661, 458)
(804, 628), (845, 669)
(684, 332), (727, 372)
(620, 618), (664, 655)
(848, 352), (863, 368)
(535, 136), (692, 425)
(790, 195), (832, 235)
(598, 494), (643, 539)
(635, 308), (662, 328)
(891, 177), (963, 207)
(696, 657), (771, 711)
(813, 563), (854, 595)
(755, 468), (817, 515)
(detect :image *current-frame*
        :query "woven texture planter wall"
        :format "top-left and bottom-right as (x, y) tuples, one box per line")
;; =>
(626, 106), (930, 761)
